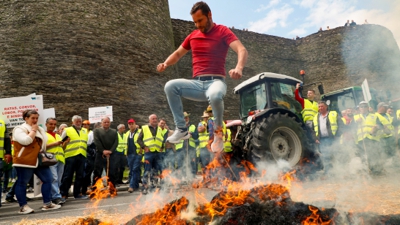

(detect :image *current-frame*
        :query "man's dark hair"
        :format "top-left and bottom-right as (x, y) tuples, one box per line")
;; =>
(308, 89), (316, 94)
(318, 101), (327, 106)
(160, 118), (167, 123)
(46, 117), (57, 123)
(190, 1), (211, 16)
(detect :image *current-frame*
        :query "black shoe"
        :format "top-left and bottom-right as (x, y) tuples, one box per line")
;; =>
(52, 198), (66, 205)
(26, 197), (33, 201)
(6, 197), (17, 203)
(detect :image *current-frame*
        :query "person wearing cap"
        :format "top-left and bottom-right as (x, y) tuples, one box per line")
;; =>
(376, 102), (398, 160)
(125, 118), (142, 193)
(157, 1), (248, 154)
(354, 101), (383, 175)
(312, 101), (342, 175)
(0, 118), (12, 208)
(175, 112), (199, 179)
(198, 111), (211, 174)
(137, 114), (168, 194)
(60, 115), (89, 200)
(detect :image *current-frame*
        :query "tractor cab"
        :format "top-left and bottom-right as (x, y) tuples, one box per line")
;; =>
(234, 72), (303, 122)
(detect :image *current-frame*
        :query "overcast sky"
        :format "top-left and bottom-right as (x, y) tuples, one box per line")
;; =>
(168, 0), (400, 47)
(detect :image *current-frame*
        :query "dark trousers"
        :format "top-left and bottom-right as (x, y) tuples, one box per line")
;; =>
(163, 148), (175, 170)
(115, 153), (127, 184)
(81, 156), (95, 194)
(142, 152), (160, 186)
(15, 166), (52, 207)
(175, 148), (197, 177)
(60, 154), (86, 198)
(93, 153), (118, 188)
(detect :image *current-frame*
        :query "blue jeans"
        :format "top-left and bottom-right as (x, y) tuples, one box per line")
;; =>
(142, 152), (159, 186)
(15, 166), (52, 207)
(175, 147), (197, 177)
(164, 78), (226, 128)
(127, 154), (142, 189)
(163, 148), (175, 170)
(198, 147), (211, 168)
(49, 162), (64, 200)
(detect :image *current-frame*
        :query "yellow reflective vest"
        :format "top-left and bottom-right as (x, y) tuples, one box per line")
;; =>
(46, 132), (65, 164)
(0, 120), (5, 159)
(64, 127), (88, 158)
(124, 129), (142, 155)
(354, 113), (379, 142)
(302, 99), (318, 122)
(116, 132), (128, 153)
(397, 109), (400, 135)
(313, 111), (338, 138)
(224, 128), (232, 152)
(376, 113), (394, 138)
(176, 124), (196, 150)
(198, 121), (209, 148)
(142, 125), (163, 152)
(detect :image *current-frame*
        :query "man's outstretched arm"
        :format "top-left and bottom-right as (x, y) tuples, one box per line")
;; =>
(157, 46), (189, 72)
(229, 40), (248, 80)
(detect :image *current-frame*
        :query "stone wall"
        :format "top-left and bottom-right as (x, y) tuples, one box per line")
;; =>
(0, 0), (177, 126)
(1, 1), (399, 128)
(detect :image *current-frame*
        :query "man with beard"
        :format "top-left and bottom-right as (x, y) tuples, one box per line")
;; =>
(157, 1), (248, 153)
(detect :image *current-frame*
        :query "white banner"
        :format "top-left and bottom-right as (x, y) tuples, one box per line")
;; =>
(0, 95), (45, 128)
(361, 79), (372, 103)
(88, 106), (113, 123)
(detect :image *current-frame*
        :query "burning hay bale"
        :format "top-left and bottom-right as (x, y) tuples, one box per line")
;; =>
(126, 197), (190, 225)
(127, 184), (339, 225)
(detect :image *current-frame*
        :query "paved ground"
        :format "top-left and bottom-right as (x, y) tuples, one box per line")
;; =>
(2, 167), (400, 224)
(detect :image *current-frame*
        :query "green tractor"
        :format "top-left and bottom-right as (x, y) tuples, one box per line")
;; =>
(321, 86), (388, 114)
(231, 72), (320, 171)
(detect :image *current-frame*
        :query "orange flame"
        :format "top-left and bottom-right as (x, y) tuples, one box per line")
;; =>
(89, 176), (117, 208)
(134, 197), (189, 225)
(302, 205), (332, 225)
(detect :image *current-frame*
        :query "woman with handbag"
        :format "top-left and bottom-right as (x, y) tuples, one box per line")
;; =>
(12, 109), (61, 214)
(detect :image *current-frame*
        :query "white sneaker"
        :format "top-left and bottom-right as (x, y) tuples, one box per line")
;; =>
(19, 205), (34, 214)
(211, 131), (224, 153)
(166, 128), (190, 143)
(42, 202), (61, 211)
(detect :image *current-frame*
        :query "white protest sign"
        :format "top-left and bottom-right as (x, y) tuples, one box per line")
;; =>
(43, 108), (56, 121)
(88, 106), (113, 123)
(0, 95), (45, 128)
(361, 79), (372, 102)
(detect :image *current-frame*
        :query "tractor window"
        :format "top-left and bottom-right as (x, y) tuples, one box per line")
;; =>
(240, 83), (267, 118)
(336, 92), (356, 113)
(270, 82), (302, 115)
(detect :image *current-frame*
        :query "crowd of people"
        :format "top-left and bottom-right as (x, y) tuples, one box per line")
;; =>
(295, 84), (400, 177)
(0, 103), (235, 214)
